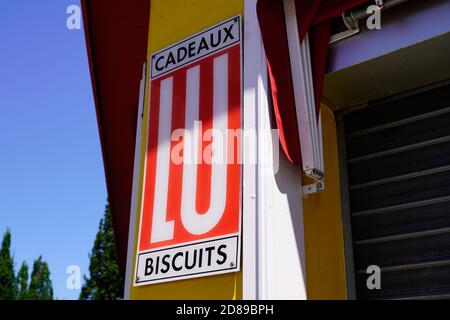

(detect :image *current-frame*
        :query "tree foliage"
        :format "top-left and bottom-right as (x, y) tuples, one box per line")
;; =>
(16, 261), (29, 300)
(0, 229), (16, 299)
(0, 229), (54, 300)
(80, 204), (124, 300)
(28, 256), (53, 300)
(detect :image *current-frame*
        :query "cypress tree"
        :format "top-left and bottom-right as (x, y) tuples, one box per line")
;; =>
(16, 261), (29, 300)
(80, 204), (124, 300)
(28, 256), (53, 300)
(0, 229), (16, 300)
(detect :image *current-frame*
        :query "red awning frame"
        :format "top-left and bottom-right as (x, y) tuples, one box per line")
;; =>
(81, 0), (150, 271)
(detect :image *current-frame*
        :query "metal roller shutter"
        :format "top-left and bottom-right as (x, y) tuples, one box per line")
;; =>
(343, 84), (450, 300)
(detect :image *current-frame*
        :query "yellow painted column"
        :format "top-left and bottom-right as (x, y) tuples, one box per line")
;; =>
(128, 0), (243, 300)
(302, 105), (348, 300)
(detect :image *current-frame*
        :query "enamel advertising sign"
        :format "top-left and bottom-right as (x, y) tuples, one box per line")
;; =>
(134, 15), (242, 286)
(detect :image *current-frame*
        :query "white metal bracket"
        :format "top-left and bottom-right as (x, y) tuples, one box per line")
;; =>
(304, 168), (324, 182)
(329, 11), (360, 44)
(302, 180), (325, 198)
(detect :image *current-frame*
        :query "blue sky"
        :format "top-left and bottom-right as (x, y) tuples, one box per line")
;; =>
(0, 1), (107, 299)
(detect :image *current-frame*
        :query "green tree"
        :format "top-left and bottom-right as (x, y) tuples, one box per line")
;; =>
(0, 229), (16, 300)
(16, 261), (29, 300)
(28, 256), (53, 300)
(80, 204), (124, 300)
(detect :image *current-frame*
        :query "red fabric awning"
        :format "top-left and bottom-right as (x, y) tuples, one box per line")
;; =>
(82, 0), (150, 271)
(257, 0), (368, 166)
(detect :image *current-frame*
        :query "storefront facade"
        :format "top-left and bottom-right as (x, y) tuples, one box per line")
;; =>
(82, 0), (450, 300)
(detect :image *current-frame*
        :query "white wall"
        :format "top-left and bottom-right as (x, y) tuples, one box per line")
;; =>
(243, 0), (307, 300)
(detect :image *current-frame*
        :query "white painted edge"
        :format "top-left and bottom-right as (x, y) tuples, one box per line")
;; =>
(244, 0), (307, 300)
(243, 0), (266, 300)
(256, 50), (270, 300)
(124, 63), (147, 300)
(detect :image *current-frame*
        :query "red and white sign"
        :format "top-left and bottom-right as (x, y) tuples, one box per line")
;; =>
(134, 16), (242, 286)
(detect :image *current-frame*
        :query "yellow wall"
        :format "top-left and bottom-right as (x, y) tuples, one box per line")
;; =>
(128, 0), (244, 300)
(302, 105), (348, 300)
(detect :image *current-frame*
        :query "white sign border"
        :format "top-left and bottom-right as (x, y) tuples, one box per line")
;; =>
(133, 14), (243, 288)
(150, 15), (241, 80)
(134, 234), (240, 286)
